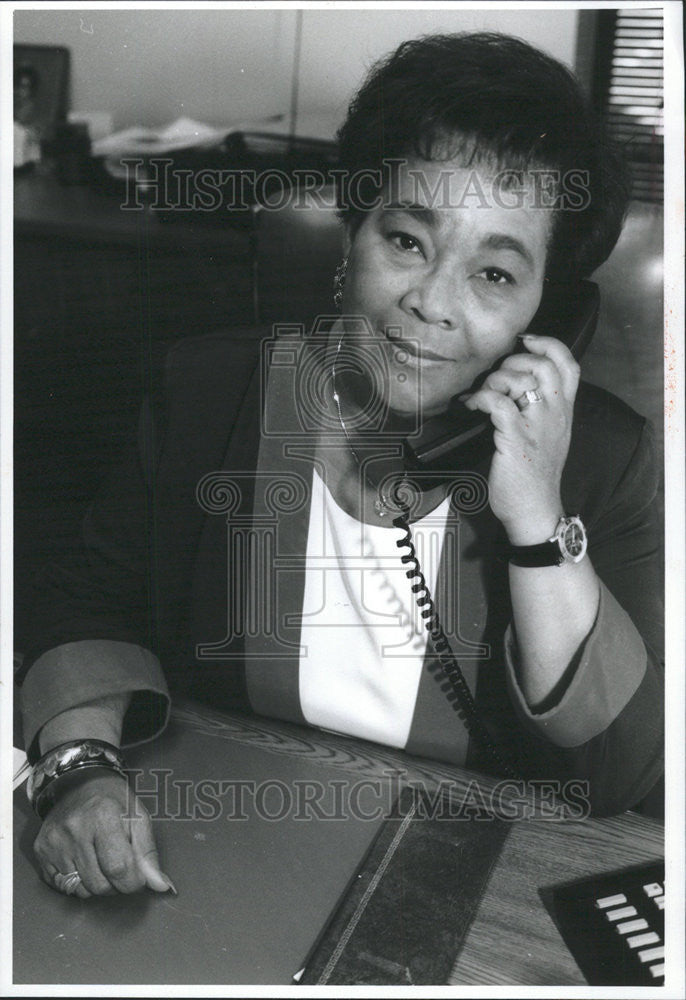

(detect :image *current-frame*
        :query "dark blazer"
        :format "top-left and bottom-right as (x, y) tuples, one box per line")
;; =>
(20, 329), (664, 815)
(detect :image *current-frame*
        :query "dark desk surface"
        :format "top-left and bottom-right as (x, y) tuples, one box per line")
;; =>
(14, 170), (255, 255)
(13, 701), (663, 986)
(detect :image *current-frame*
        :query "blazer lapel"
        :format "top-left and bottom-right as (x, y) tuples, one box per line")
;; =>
(188, 346), (265, 704)
(242, 339), (315, 723)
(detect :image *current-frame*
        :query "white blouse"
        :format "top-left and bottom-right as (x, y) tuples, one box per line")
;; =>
(299, 469), (451, 748)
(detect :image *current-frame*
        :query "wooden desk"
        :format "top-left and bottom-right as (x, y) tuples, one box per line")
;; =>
(13, 701), (663, 986)
(14, 171), (257, 340)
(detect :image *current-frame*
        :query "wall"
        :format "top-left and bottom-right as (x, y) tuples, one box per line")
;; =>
(297, 8), (579, 127)
(14, 7), (579, 135)
(13, 9), (298, 130)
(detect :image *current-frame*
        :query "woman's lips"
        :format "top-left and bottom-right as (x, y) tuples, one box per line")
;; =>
(383, 333), (455, 364)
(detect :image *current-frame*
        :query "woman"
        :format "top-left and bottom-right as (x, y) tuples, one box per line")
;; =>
(19, 33), (663, 899)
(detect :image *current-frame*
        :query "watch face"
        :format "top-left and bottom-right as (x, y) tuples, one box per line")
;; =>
(561, 518), (587, 562)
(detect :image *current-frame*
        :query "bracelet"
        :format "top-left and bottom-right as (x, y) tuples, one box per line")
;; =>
(27, 739), (127, 820)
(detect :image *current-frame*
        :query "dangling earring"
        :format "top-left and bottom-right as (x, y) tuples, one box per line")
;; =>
(333, 257), (348, 310)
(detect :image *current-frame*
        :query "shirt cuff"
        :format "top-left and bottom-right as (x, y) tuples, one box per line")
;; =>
(504, 581), (647, 748)
(20, 640), (171, 761)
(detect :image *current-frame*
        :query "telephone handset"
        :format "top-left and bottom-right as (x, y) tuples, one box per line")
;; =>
(403, 280), (600, 476)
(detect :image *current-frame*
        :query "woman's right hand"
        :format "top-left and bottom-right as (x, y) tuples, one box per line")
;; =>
(33, 770), (175, 898)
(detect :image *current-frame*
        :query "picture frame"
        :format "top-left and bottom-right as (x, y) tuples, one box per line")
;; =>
(13, 43), (70, 147)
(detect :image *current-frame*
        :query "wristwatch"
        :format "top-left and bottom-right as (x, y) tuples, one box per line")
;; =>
(508, 515), (588, 567)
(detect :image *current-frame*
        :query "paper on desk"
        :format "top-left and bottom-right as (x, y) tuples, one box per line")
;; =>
(92, 116), (231, 158)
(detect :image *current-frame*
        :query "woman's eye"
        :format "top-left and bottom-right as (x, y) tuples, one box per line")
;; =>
(389, 231), (423, 254)
(478, 267), (514, 285)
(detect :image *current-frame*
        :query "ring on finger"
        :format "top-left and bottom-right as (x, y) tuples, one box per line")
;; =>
(54, 870), (83, 895)
(515, 388), (544, 411)
(57, 872), (81, 895)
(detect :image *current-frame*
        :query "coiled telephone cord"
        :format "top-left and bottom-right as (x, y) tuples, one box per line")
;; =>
(392, 507), (521, 781)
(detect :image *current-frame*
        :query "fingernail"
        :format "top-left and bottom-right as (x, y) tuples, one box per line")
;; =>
(457, 391), (472, 401)
(163, 875), (177, 895)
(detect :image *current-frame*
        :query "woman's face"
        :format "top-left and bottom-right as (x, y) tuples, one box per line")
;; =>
(341, 157), (552, 418)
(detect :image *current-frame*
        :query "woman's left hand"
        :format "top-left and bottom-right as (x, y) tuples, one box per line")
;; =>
(463, 333), (580, 545)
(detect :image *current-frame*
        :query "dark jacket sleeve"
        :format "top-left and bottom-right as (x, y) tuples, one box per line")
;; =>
(505, 403), (663, 816)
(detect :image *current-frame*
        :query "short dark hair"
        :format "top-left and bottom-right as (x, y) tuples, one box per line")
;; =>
(336, 32), (631, 280)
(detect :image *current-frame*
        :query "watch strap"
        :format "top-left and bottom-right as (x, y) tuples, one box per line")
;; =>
(508, 539), (563, 567)
(508, 515), (587, 567)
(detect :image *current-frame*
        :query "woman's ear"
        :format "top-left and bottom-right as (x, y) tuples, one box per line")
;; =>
(342, 226), (353, 257)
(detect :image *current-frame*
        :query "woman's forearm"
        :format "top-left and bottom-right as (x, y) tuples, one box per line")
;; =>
(508, 557), (601, 708)
(38, 693), (132, 755)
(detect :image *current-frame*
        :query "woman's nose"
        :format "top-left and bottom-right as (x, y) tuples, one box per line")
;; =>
(399, 265), (461, 330)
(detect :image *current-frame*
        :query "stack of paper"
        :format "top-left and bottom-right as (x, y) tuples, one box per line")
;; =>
(91, 116), (234, 158)
(13, 748), (30, 790)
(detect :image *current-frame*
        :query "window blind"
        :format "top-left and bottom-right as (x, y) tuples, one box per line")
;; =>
(603, 8), (664, 203)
